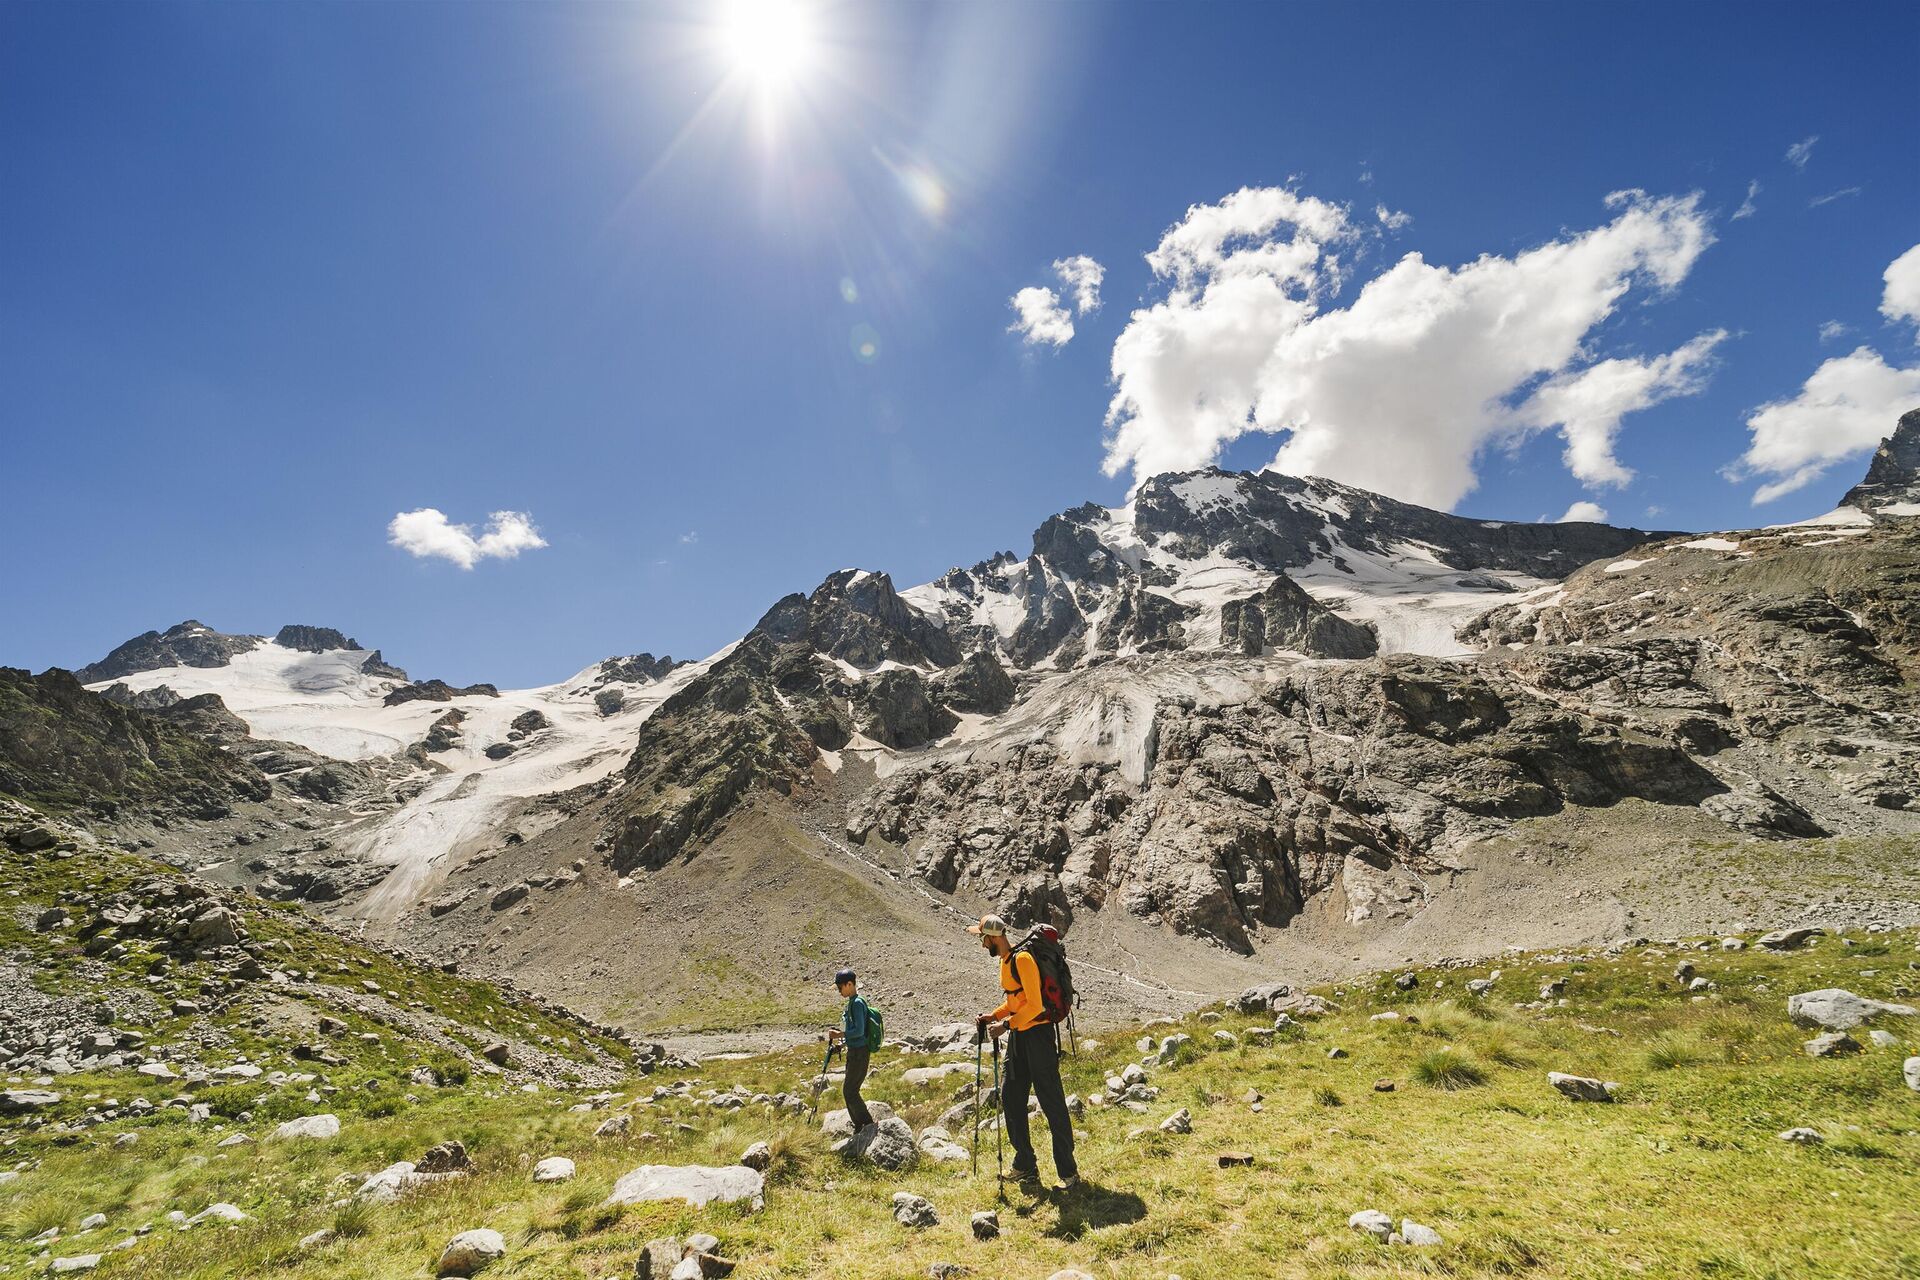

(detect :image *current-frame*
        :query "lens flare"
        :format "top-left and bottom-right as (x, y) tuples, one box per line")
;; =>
(850, 323), (880, 363)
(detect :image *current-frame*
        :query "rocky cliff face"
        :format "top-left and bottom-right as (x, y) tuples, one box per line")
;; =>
(0, 668), (270, 819)
(1840, 407), (1920, 515)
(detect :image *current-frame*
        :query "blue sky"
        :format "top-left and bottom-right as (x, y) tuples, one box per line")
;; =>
(4, 0), (1917, 686)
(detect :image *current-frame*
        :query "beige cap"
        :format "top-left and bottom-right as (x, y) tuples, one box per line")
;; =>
(966, 914), (1008, 937)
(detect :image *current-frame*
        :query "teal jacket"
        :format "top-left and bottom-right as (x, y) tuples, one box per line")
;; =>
(842, 995), (870, 1046)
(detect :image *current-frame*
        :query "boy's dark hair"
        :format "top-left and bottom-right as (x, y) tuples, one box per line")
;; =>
(834, 968), (856, 986)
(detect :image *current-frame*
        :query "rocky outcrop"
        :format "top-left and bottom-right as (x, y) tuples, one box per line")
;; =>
(1219, 575), (1377, 659)
(273, 625), (363, 653)
(95, 683), (183, 710)
(596, 654), (683, 685)
(1839, 407), (1920, 515)
(849, 654), (1724, 950)
(385, 680), (501, 707)
(0, 668), (269, 819)
(76, 620), (262, 682)
(359, 650), (410, 681)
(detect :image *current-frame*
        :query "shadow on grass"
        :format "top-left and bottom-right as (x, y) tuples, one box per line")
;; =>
(1042, 1181), (1148, 1240)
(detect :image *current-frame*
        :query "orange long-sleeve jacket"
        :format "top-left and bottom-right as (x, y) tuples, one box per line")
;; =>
(990, 950), (1046, 1031)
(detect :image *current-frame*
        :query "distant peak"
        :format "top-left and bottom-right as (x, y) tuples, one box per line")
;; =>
(1840, 407), (1920, 513)
(274, 625), (364, 654)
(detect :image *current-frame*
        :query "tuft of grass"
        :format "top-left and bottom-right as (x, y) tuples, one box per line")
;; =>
(1412, 1049), (1490, 1091)
(1312, 1085), (1343, 1107)
(331, 1198), (377, 1239)
(1476, 1030), (1531, 1068)
(1645, 1032), (1706, 1071)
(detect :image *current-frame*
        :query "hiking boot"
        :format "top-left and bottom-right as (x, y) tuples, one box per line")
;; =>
(1058, 1174), (1081, 1191)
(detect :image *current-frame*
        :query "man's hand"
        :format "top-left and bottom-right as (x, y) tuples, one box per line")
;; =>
(987, 1019), (1009, 1040)
(825, 1027), (843, 1044)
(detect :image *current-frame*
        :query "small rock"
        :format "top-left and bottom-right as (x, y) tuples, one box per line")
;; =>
(299, 1228), (337, 1250)
(272, 1114), (340, 1141)
(79, 1214), (107, 1231)
(418, 1140), (472, 1174)
(634, 1237), (682, 1280)
(1400, 1219), (1442, 1247)
(1348, 1209), (1393, 1241)
(596, 1113), (633, 1138)
(603, 1165), (765, 1211)
(481, 1042), (511, 1067)
(436, 1228), (507, 1277)
(1547, 1072), (1617, 1102)
(49, 1256), (102, 1274)
(532, 1156), (575, 1183)
(1778, 1127), (1823, 1144)
(1373, 1079), (1396, 1092)
(1159, 1107), (1192, 1134)
(188, 1203), (248, 1226)
(1756, 926), (1821, 950)
(739, 1141), (772, 1171)
(1868, 1029), (1899, 1048)
(1804, 1032), (1862, 1058)
(1907, 1056), (1920, 1091)
(1216, 1151), (1254, 1167)
(970, 1209), (1000, 1240)
(1327, 1047), (1348, 1059)
(892, 1191), (938, 1227)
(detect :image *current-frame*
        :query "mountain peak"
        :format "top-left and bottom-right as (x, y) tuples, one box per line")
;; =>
(1840, 407), (1920, 514)
(273, 625), (364, 654)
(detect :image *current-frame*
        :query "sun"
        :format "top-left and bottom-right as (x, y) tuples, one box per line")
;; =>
(717, 0), (817, 96)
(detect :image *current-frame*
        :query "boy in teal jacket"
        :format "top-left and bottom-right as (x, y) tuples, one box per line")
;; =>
(825, 967), (875, 1130)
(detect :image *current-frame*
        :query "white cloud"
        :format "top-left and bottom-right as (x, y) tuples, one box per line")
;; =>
(1558, 500), (1610, 523)
(1810, 186), (1862, 207)
(1727, 346), (1920, 502)
(1053, 255), (1104, 314)
(387, 508), (548, 569)
(1100, 187), (1718, 509)
(1375, 204), (1412, 231)
(679, 530), (699, 544)
(1008, 285), (1074, 347)
(1882, 243), (1920, 336)
(1732, 179), (1759, 220)
(1819, 320), (1850, 343)
(1785, 135), (1818, 170)
(1510, 330), (1727, 488)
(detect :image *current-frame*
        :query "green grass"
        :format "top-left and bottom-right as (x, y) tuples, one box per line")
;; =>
(1411, 1048), (1490, 1090)
(4, 834), (1920, 1276)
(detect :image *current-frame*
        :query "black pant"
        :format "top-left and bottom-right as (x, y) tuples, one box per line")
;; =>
(842, 1044), (874, 1130)
(1001, 1024), (1077, 1179)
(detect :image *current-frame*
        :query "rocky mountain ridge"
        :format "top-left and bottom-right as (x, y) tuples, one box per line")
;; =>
(14, 411), (1920, 1034)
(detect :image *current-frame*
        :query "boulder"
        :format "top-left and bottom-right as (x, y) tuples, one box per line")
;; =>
(836, 1116), (917, 1170)
(1400, 1219), (1443, 1247)
(1787, 989), (1917, 1030)
(533, 1157), (576, 1183)
(436, 1228), (507, 1277)
(1235, 982), (1292, 1013)
(1547, 1073), (1617, 1103)
(49, 1257), (102, 1274)
(603, 1165), (765, 1212)
(187, 1203), (247, 1225)
(595, 1112), (632, 1138)
(739, 1141), (772, 1171)
(901, 1062), (974, 1087)
(1756, 927), (1822, 951)
(819, 1101), (897, 1137)
(0, 1088), (61, 1113)
(892, 1191), (938, 1227)
(272, 1113), (340, 1141)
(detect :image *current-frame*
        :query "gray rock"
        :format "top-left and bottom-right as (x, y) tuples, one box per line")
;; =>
(634, 1237), (683, 1280)
(1869, 1029), (1900, 1048)
(819, 1101), (897, 1137)
(1400, 1219), (1443, 1246)
(1804, 1032), (1862, 1058)
(1778, 1127), (1823, 1144)
(1756, 927), (1822, 951)
(836, 1116), (918, 1170)
(892, 1191), (938, 1227)
(49, 1256), (102, 1274)
(1348, 1209), (1393, 1241)
(1547, 1072), (1617, 1102)
(970, 1210), (1000, 1240)
(271, 1113), (340, 1141)
(740, 1141), (772, 1170)
(595, 1113), (632, 1138)
(436, 1228), (506, 1277)
(0, 1088), (61, 1113)
(1905, 1056), (1920, 1091)
(532, 1157), (575, 1182)
(1787, 989), (1917, 1030)
(603, 1165), (765, 1211)
(1159, 1107), (1192, 1134)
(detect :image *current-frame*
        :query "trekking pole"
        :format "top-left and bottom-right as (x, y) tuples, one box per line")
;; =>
(807, 1036), (839, 1121)
(971, 1022), (984, 1177)
(991, 1031), (1004, 1195)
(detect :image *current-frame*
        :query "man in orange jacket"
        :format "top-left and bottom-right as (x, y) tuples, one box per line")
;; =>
(971, 913), (1079, 1188)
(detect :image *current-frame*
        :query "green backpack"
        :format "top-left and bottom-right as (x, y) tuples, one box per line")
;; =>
(854, 996), (884, 1051)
